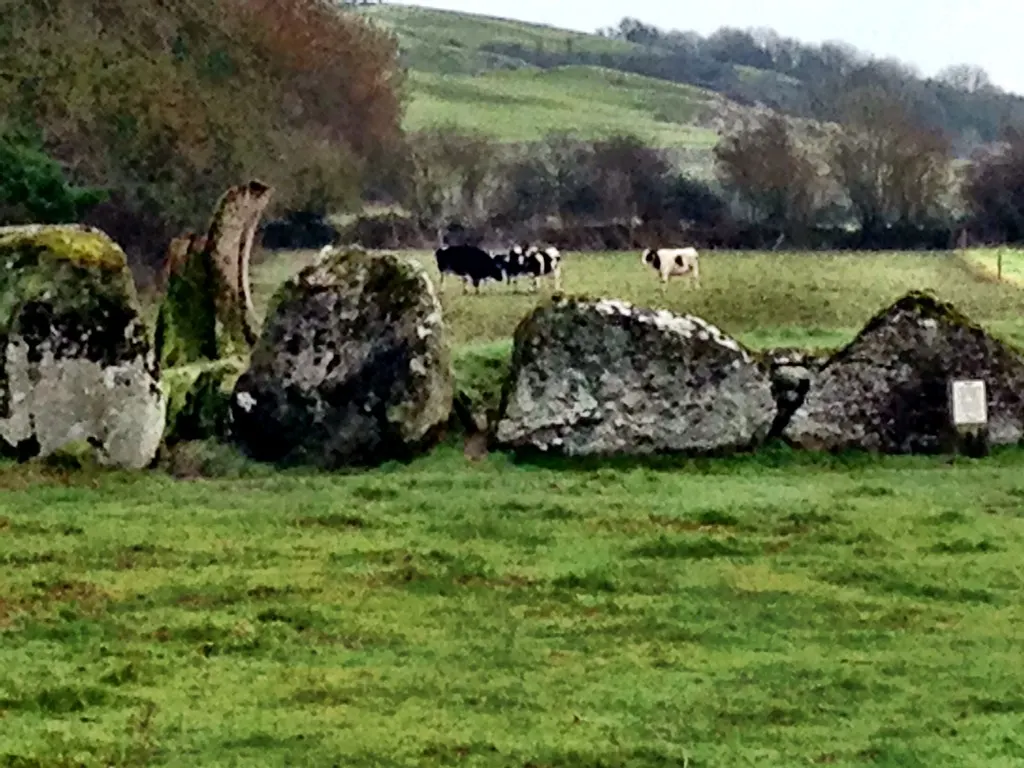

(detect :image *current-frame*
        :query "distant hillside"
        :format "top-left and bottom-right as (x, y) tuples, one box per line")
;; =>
(358, 5), (779, 174)
(358, 4), (1024, 161)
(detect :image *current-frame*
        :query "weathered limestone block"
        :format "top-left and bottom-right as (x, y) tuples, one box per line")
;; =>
(0, 225), (164, 468)
(154, 180), (272, 368)
(495, 297), (777, 456)
(231, 248), (454, 468)
(783, 291), (1024, 453)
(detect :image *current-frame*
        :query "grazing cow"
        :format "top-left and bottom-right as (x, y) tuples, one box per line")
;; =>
(435, 243), (504, 293)
(641, 247), (700, 288)
(494, 244), (530, 292)
(518, 244), (562, 292)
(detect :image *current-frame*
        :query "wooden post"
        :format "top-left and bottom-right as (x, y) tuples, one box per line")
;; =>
(948, 379), (989, 458)
(998, 249), (1003, 281)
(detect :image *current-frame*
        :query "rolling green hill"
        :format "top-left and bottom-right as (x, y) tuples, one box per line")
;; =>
(360, 4), (635, 76)
(358, 3), (762, 167)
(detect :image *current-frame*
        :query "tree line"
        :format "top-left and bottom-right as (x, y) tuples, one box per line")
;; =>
(0, 0), (405, 280)
(592, 17), (1024, 155)
(3, 1), (1024, 269)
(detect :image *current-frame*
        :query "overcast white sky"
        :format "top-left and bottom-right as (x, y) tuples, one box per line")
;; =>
(392, 0), (1024, 95)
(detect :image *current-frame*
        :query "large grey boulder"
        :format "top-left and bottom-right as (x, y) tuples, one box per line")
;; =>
(0, 225), (165, 469)
(230, 248), (453, 468)
(783, 291), (1024, 453)
(495, 297), (776, 456)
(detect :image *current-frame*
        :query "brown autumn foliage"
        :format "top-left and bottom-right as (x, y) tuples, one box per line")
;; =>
(0, 0), (404, 279)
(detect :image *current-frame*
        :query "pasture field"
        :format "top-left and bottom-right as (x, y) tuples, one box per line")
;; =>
(6, 248), (1024, 765)
(359, 4), (634, 77)
(403, 68), (721, 154)
(962, 248), (1024, 287)
(251, 247), (1024, 350)
(3, 447), (1024, 766)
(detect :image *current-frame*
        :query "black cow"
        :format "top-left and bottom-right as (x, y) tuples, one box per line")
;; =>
(435, 244), (504, 293)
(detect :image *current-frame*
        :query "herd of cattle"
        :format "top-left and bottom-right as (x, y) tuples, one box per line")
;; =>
(432, 242), (702, 293)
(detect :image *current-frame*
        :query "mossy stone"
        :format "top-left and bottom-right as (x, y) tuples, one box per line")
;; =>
(0, 225), (164, 469)
(161, 358), (246, 445)
(231, 247), (454, 469)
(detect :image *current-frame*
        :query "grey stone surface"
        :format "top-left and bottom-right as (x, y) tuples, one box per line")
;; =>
(783, 291), (1024, 453)
(495, 297), (776, 456)
(0, 225), (165, 469)
(231, 248), (453, 468)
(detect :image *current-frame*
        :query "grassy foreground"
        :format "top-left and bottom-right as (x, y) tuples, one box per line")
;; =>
(3, 446), (1024, 766)
(7, 247), (1024, 765)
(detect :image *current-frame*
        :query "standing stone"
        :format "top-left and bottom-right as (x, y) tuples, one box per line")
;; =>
(154, 180), (272, 368)
(783, 290), (1024, 453)
(495, 297), (777, 456)
(0, 225), (164, 469)
(230, 248), (453, 468)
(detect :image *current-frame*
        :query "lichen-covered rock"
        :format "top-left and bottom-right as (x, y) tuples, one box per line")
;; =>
(495, 297), (777, 456)
(161, 357), (246, 445)
(154, 180), (272, 368)
(0, 225), (164, 469)
(230, 248), (453, 468)
(783, 291), (1024, 453)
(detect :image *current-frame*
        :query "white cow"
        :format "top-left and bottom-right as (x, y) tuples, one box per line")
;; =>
(641, 247), (700, 288)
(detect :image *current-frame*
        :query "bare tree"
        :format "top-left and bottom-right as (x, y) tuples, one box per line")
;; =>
(829, 86), (952, 236)
(403, 125), (503, 227)
(937, 64), (992, 93)
(713, 113), (822, 235)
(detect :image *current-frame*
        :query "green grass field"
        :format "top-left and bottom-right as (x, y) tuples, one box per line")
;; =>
(360, 4), (636, 77)
(6, 249), (1024, 765)
(4, 446), (1024, 766)
(962, 247), (1024, 286)
(252, 248), (1024, 350)
(358, 3), (739, 170)
(404, 68), (721, 151)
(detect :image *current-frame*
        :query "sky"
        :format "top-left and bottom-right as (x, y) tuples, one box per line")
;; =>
(391, 0), (1024, 96)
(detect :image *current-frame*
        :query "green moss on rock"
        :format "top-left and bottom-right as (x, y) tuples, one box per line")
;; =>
(231, 247), (454, 469)
(0, 224), (136, 340)
(154, 243), (220, 368)
(0, 225), (165, 468)
(154, 181), (271, 369)
(161, 358), (246, 445)
(1, 224), (143, 420)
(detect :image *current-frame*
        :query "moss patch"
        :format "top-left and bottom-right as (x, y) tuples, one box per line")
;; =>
(154, 243), (220, 368)
(0, 225), (137, 337)
(0, 226), (143, 421)
(161, 358), (246, 445)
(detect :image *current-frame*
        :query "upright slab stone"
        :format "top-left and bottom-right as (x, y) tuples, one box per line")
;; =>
(154, 180), (272, 368)
(783, 291), (1024, 453)
(230, 248), (454, 468)
(0, 225), (165, 468)
(495, 297), (777, 456)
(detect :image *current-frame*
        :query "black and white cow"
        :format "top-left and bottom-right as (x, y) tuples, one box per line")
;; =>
(435, 243), (505, 293)
(498, 243), (562, 292)
(641, 247), (700, 288)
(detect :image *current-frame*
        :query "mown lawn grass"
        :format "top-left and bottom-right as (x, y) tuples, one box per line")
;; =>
(3, 445), (1024, 766)
(252, 248), (1024, 350)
